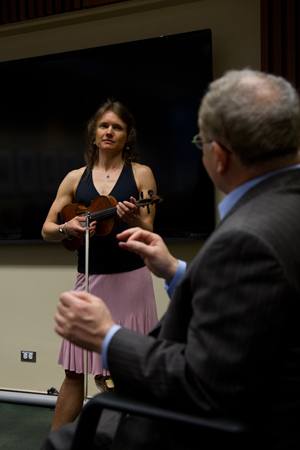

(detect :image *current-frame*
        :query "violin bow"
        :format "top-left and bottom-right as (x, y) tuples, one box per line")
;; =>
(84, 213), (91, 400)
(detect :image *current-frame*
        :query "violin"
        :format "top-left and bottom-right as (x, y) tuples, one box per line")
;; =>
(59, 191), (163, 252)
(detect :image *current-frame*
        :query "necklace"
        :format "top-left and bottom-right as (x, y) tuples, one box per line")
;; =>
(98, 162), (122, 179)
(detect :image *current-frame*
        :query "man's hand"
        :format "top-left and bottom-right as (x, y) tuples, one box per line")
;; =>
(55, 291), (116, 353)
(117, 228), (178, 284)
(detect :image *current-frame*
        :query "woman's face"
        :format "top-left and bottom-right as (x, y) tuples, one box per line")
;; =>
(95, 110), (128, 154)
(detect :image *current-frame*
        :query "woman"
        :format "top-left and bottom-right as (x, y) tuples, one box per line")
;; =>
(42, 100), (158, 430)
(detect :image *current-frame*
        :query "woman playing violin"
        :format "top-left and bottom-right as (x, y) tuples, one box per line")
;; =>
(42, 99), (158, 430)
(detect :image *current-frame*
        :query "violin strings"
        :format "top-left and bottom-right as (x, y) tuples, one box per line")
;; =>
(86, 197), (160, 222)
(91, 207), (117, 221)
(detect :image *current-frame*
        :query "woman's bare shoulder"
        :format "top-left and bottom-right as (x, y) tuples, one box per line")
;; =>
(61, 166), (85, 187)
(57, 166), (86, 198)
(131, 162), (156, 192)
(131, 162), (153, 176)
(65, 166), (86, 182)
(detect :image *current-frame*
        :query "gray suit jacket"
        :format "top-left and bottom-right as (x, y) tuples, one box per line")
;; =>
(107, 168), (300, 449)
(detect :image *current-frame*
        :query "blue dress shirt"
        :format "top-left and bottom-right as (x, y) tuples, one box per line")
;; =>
(218, 164), (300, 220)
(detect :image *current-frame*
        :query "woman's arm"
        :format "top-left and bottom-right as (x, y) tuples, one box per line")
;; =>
(41, 168), (96, 241)
(116, 164), (157, 232)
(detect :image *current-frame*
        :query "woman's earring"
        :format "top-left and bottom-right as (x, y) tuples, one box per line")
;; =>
(126, 143), (130, 150)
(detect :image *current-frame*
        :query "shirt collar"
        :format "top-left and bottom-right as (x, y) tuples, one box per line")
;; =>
(218, 164), (300, 220)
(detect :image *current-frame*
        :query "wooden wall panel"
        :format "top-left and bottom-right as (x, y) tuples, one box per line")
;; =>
(64, 0), (72, 11)
(0, 0), (130, 25)
(284, 0), (296, 85)
(27, 0), (37, 20)
(45, 0), (54, 15)
(73, 0), (82, 9)
(37, 1), (45, 17)
(10, 0), (18, 22)
(19, 0), (27, 20)
(54, 0), (63, 13)
(261, 0), (300, 89)
(82, 0), (128, 6)
(1, 0), (10, 24)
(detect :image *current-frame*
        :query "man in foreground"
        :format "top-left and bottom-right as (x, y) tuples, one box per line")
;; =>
(42, 69), (300, 449)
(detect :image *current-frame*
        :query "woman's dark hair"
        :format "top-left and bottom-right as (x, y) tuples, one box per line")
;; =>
(84, 99), (138, 167)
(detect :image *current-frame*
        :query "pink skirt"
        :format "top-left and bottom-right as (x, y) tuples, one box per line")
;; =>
(58, 266), (158, 376)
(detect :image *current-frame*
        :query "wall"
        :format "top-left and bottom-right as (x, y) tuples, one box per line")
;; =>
(0, 0), (260, 398)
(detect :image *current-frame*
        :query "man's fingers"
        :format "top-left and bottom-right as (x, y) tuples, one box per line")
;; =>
(57, 291), (90, 322)
(59, 291), (74, 307)
(117, 227), (152, 243)
(54, 323), (64, 338)
(119, 239), (151, 258)
(60, 290), (90, 303)
(118, 228), (154, 254)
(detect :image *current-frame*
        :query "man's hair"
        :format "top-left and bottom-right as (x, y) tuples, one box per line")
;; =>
(199, 69), (300, 166)
(84, 99), (138, 168)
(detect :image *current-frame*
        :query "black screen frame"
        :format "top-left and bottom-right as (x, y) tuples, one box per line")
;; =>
(0, 28), (215, 244)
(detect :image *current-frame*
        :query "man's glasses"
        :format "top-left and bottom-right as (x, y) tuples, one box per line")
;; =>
(191, 134), (232, 154)
(191, 134), (204, 150)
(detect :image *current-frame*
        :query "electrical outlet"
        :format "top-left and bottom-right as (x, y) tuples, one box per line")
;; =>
(21, 351), (36, 362)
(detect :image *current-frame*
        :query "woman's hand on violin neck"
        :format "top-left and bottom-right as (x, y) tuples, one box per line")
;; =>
(65, 216), (97, 239)
(117, 198), (140, 226)
(117, 197), (154, 232)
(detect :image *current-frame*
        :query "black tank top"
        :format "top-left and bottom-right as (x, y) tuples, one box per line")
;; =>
(76, 164), (145, 274)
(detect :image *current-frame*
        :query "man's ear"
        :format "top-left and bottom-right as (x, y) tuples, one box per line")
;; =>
(212, 141), (231, 174)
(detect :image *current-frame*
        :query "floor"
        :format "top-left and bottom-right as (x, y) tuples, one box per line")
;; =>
(0, 402), (54, 450)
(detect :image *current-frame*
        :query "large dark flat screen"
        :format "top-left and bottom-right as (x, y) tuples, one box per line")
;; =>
(0, 29), (214, 243)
